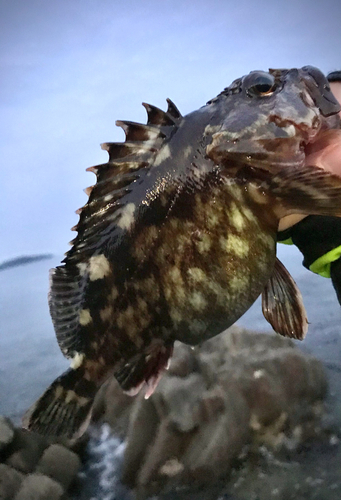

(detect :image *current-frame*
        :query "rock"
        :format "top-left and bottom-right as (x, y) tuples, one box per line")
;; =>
(13, 473), (64, 500)
(121, 396), (160, 488)
(181, 381), (251, 481)
(108, 328), (329, 497)
(0, 417), (15, 456)
(0, 464), (24, 500)
(36, 443), (81, 490)
(167, 342), (197, 378)
(157, 373), (208, 432)
(220, 327), (294, 353)
(227, 445), (341, 500)
(128, 418), (188, 495)
(6, 429), (48, 473)
(92, 379), (135, 437)
(0, 417), (83, 499)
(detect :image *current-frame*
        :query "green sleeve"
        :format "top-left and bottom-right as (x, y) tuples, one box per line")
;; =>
(277, 215), (341, 278)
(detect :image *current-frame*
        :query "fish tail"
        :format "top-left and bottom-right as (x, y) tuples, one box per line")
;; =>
(22, 367), (97, 440)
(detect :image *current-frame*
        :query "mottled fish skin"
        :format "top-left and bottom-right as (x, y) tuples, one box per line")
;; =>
(23, 66), (341, 438)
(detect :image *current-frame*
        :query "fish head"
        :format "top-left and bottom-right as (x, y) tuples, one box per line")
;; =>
(206, 66), (341, 171)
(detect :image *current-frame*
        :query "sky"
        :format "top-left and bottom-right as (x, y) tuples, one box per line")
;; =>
(1, 0), (341, 261)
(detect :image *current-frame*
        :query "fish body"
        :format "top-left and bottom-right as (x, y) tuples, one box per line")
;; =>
(24, 66), (341, 438)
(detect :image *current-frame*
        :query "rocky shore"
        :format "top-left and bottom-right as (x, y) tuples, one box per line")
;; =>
(0, 416), (84, 500)
(93, 327), (340, 499)
(1, 326), (340, 499)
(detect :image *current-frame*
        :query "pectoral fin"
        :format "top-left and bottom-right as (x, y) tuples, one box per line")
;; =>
(233, 164), (341, 220)
(262, 258), (308, 340)
(269, 164), (341, 219)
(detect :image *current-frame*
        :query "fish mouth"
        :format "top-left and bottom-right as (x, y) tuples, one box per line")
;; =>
(207, 112), (340, 173)
(270, 113), (341, 172)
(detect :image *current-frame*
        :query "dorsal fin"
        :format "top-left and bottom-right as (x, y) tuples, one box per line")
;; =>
(64, 99), (182, 264)
(83, 186), (94, 196)
(101, 141), (157, 162)
(166, 98), (182, 119)
(115, 120), (165, 142)
(142, 102), (179, 126)
(69, 165), (143, 254)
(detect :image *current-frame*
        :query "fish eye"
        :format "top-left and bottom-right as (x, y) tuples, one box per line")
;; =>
(244, 72), (276, 97)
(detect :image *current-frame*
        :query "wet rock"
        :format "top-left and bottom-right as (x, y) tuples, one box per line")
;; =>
(121, 396), (160, 488)
(0, 417), (83, 499)
(0, 463), (24, 500)
(0, 417), (15, 456)
(181, 382), (250, 481)
(227, 444), (341, 500)
(157, 373), (208, 432)
(13, 473), (64, 500)
(167, 343), (197, 378)
(105, 327), (330, 497)
(92, 379), (135, 437)
(131, 418), (189, 494)
(36, 443), (81, 490)
(5, 429), (48, 473)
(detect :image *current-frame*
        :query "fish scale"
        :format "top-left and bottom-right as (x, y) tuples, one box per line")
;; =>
(23, 66), (341, 439)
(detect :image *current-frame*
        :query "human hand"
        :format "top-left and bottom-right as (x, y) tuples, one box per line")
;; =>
(279, 78), (341, 232)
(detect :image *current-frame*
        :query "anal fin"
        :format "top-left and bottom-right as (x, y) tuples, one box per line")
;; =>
(262, 258), (308, 340)
(115, 340), (174, 399)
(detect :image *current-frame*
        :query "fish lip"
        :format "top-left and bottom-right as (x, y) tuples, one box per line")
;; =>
(268, 114), (336, 166)
(269, 114), (321, 146)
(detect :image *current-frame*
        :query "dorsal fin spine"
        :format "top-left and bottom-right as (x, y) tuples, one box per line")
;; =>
(86, 166), (98, 174)
(142, 102), (177, 126)
(166, 98), (182, 119)
(101, 141), (157, 162)
(115, 120), (165, 142)
(67, 98), (182, 265)
(84, 186), (94, 196)
(85, 161), (147, 180)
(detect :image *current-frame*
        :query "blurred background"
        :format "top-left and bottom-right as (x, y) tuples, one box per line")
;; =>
(1, 0), (341, 261)
(1, 0), (341, 498)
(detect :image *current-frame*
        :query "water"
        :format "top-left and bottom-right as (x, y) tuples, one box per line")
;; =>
(0, 256), (69, 422)
(75, 425), (132, 500)
(1, 246), (341, 499)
